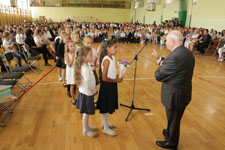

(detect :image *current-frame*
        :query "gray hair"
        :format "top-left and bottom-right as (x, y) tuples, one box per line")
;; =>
(168, 30), (184, 42)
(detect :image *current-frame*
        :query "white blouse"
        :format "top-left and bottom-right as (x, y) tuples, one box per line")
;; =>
(101, 56), (117, 80)
(3, 40), (15, 53)
(16, 34), (24, 44)
(79, 64), (97, 96)
(34, 36), (43, 47)
(120, 32), (126, 37)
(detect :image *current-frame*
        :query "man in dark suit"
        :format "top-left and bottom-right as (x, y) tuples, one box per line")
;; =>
(151, 30), (195, 150)
(196, 29), (211, 54)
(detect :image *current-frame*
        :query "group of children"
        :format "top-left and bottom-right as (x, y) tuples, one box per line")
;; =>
(54, 25), (123, 137)
(112, 25), (169, 45)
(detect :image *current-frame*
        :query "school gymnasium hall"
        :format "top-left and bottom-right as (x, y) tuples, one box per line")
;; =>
(0, 0), (225, 150)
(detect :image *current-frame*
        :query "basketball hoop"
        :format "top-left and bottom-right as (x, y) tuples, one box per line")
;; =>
(145, 2), (156, 11)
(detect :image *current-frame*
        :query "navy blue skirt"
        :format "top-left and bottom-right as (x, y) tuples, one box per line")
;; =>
(96, 81), (118, 114)
(76, 92), (95, 115)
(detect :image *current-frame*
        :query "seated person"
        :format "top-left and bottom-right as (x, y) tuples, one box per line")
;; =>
(211, 30), (218, 41)
(25, 29), (50, 66)
(0, 29), (3, 45)
(184, 28), (194, 49)
(217, 43), (225, 61)
(196, 29), (211, 55)
(187, 29), (200, 51)
(16, 27), (25, 51)
(3, 32), (27, 66)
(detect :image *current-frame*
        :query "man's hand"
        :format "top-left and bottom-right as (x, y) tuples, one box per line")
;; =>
(151, 48), (160, 60)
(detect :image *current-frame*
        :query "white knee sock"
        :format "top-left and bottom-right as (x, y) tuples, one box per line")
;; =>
(102, 113), (109, 130)
(82, 113), (89, 133)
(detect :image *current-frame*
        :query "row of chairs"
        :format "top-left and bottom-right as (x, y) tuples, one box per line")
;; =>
(0, 43), (43, 126)
(205, 39), (225, 56)
(0, 53), (32, 96)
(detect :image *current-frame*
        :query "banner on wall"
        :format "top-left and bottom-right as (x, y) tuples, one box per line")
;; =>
(72, 16), (98, 22)
(72, 16), (94, 19)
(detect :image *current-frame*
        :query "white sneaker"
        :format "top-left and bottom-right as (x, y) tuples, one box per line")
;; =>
(218, 58), (223, 62)
(103, 129), (117, 136)
(88, 126), (97, 131)
(83, 130), (97, 137)
(58, 76), (63, 82)
(101, 124), (115, 129)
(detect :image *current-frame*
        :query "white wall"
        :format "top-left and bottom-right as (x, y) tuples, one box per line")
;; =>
(31, 7), (131, 23)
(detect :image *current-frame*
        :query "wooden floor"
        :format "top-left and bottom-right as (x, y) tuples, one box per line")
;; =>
(1, 43), (225, 150)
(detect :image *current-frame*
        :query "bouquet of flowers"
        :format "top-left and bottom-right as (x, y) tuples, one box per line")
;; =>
(118, 59), (130, 78)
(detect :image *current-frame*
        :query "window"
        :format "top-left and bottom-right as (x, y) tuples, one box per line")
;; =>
(0, 0), (11, 6)
(17, 0), (30, 10)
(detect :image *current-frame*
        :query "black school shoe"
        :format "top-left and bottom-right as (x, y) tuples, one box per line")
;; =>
(45, 63), (51, 66)
(67, 92), (72, 98)
(72, 99), (77, 105)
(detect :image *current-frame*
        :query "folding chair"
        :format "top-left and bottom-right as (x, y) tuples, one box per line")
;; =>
(213, 39), (225, 56)
(0, 85), (18, 127)
(0, 44), (4, 54)
(0, 80), (20, 97)
(2, 53), (32, 87)
(0, 55), (27, 91)
(205, 40), (219, 55)
(17, 43), (41, 74)
(204, 41), (212, 54)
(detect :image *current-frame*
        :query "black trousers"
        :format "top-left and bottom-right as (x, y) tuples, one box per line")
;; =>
(32, 47), (49, 64)
(165, 107), (186, 146)
(196, 43), (208, 54)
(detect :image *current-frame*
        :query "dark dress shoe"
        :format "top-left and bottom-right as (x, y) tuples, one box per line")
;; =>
(156, 141), (177, 150)
(67, 92), (72, 98)
(45, 63), (51, 66)
(163, 129), (169, 138)
(72, 99), (77, 105)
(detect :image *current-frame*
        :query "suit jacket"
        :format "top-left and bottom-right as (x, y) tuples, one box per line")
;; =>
(155, 45), (195, 109)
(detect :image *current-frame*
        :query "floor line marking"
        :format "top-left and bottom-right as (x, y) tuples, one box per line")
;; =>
(196, 76), (225, 78)
(195, 76), (225, 89)
(0, 66), (56, 115)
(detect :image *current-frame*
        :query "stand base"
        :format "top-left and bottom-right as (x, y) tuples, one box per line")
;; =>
(120, 103), (150, 121)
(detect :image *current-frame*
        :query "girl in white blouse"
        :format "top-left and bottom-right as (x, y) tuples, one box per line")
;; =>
(97, 39), (123, 136)
(75, 46), (98, 138)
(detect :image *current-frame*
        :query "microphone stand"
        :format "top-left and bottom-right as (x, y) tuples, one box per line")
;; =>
(120, 43), (151, 121)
